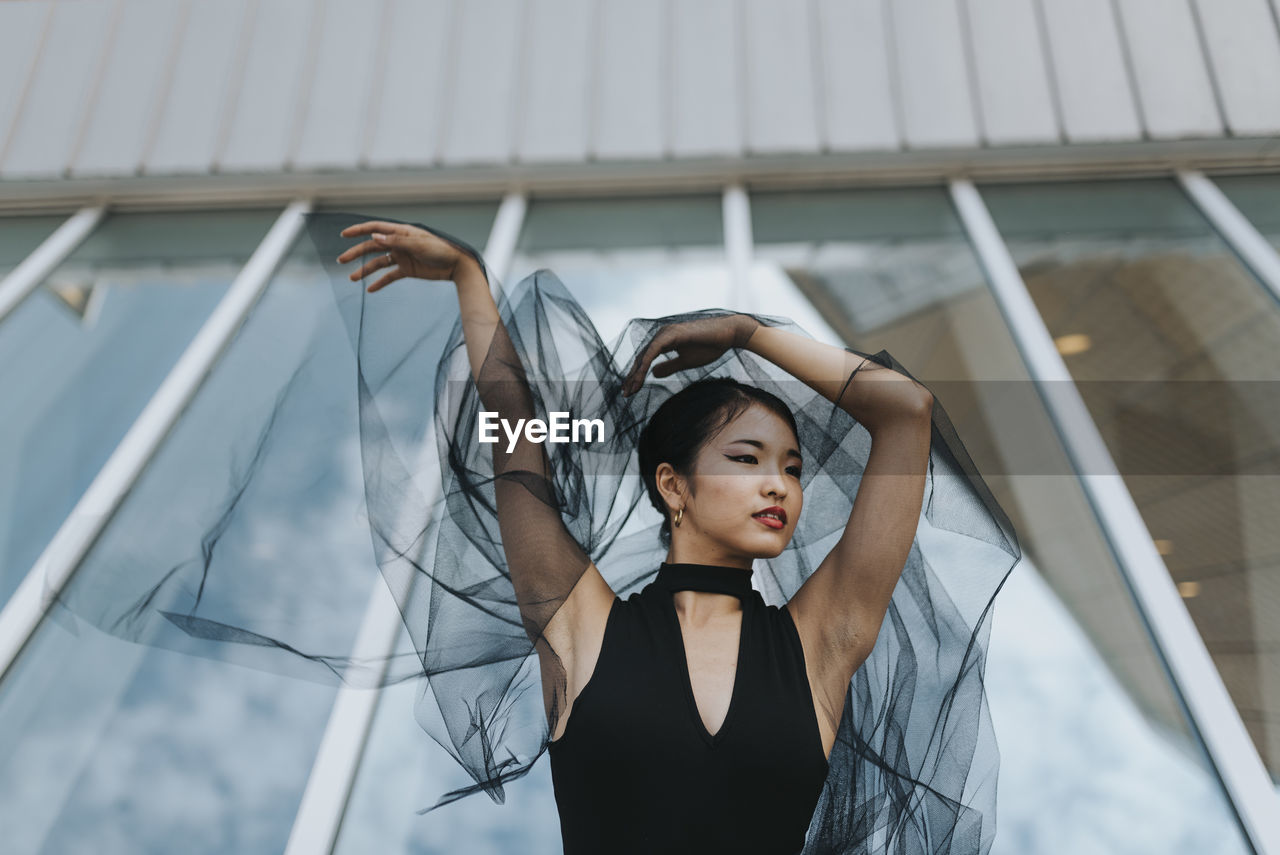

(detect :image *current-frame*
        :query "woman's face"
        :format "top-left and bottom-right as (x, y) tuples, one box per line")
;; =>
(677, 403), (803, 561)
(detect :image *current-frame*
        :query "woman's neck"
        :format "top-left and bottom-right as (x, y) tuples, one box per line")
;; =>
(663, 550), (752, 572)
(671, 589), (742, 624)
(658, 557), (753, 623)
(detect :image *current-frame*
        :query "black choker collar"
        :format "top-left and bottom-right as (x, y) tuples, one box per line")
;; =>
(656, 562), (754, 601)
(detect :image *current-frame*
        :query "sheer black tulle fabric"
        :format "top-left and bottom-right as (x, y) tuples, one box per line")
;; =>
(48, 211), (1021, 854)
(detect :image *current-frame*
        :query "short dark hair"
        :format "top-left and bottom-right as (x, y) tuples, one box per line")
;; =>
(637, 377), (799, 549)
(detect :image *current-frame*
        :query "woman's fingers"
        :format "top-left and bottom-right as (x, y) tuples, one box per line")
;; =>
(348, 252), (397, 281)
(623, 331), (675, 394)
(336, 222), (417, 262)
(625, 343), (657, 389)
(650, 355), (691, 378)
(371, 231), (412, 250)
(337, 229), (415, 263)
(337, 240), (386, 267)
(336, 237), (384, 263)
(366, 267), (403, 293)
(339, 221), (410, 238)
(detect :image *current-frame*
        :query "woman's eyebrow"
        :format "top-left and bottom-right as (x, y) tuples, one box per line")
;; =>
(727, 438), (802, 460)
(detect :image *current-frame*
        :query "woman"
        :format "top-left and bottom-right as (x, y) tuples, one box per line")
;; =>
(332, 217), (1016, 853)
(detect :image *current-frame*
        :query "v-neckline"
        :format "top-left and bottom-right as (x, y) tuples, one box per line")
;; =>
(664, 589), (749, 748)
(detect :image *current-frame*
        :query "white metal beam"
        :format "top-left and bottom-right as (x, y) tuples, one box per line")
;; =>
(1177, 169), (1280, 306)
(0, 199), (310, 683)
(482, 192), (528, 287)
(0, 205), (104, 323)
(723, 183), (753, 313)
(949, 177), (1280, 855)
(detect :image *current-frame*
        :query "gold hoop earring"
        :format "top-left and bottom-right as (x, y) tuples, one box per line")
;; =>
(673, 507), (684, 528)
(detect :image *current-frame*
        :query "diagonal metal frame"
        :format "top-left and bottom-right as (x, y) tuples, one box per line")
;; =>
(0, 199), (311, 684)
(950, 176), (1280, 855)
(0, 205), (105, 323)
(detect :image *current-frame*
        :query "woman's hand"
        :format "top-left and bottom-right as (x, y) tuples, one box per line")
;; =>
(621, 313), (759, 396)
(336, 221), (474, 293)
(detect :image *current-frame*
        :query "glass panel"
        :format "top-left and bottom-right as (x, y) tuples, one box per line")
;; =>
(1213, 172), (1280, 252)
(982, 175), (1280, 791)
(0, 204), (497, 854)
(334, 193), (730, 854)
(0, 209), (279, 608)
(513, 195), (732, 340)
(752, 185), (1254, 853)
(0, 213), (68, 277)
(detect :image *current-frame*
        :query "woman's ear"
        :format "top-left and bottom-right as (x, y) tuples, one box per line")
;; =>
(655, 462), (686, 514)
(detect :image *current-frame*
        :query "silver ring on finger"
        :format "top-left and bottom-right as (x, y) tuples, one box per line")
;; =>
(384, 253), (393, 264)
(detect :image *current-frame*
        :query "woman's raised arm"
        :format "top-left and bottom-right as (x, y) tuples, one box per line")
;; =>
(745, 323), (933, 754)
(336, 222), (610, 659)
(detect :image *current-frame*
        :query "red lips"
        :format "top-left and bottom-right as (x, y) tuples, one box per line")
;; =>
(752, 506), (787, 528)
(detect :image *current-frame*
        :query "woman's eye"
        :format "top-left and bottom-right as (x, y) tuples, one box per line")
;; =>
(729, 454), (800, 478)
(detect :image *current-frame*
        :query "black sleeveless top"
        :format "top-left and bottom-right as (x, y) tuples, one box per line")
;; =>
(547, 561), (830, 854)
